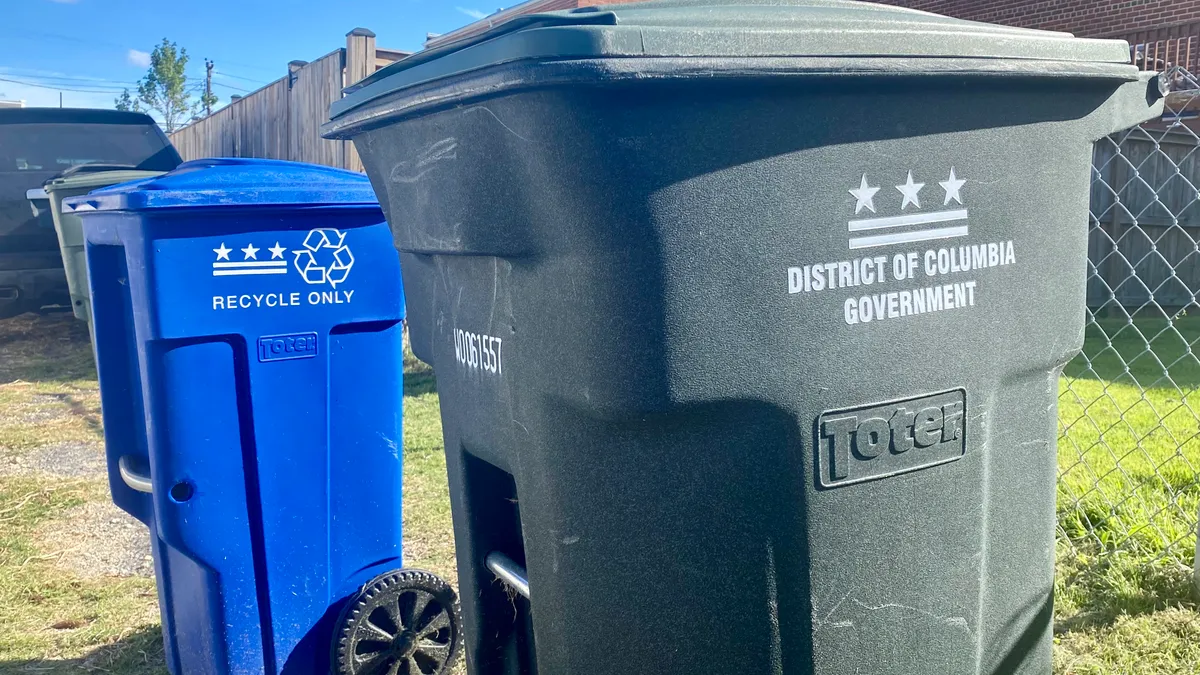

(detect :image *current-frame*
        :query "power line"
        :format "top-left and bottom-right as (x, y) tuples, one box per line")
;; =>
(0, 29), (283, 78)
(203, 58), (279, 76)
(214, 71), (270, 85)
(0, 28), (126, 52)
(26, 76), (137, 87)
(0, 76), (128, 94)
(0, 68), (138, 87)
(211, 81), (251, 93)
(187, 76), (253, 94)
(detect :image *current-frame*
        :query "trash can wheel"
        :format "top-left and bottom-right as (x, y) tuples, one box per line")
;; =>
(333, 569), (462, 675)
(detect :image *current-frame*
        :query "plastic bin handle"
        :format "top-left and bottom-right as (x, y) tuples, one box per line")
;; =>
(485, 552), (529, 599)
(118, 455), (153, 494)
(1090, 71), (1167, 140)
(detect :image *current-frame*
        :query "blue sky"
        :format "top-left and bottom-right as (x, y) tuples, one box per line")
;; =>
(1, 0), (497, 115)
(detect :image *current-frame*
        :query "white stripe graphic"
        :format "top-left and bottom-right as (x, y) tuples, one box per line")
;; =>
(212, 261), (287, 268)
(848, 225), (969, 250)
(212, 268), (289, 277)
(848, 208), (969, 232)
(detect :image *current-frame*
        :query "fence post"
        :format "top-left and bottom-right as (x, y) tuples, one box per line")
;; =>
(344, 28), (376, 171)
(286, 60), (309, 162)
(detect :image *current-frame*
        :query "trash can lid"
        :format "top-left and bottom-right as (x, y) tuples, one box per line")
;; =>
(63, 158), (379, 213)
(45, 168), (165, 194)
(327, 0), (1139, 126)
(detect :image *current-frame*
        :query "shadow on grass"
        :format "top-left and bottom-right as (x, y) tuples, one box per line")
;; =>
(1065, 313), (1200, 390)
(1055, 541), (1198, 634)
(0, 624), (166, 675)
(43, 392), (104, 437)
(1056, 453), (1199, 631)
(0, 313), (95, 386)
(404, 360), (437, 398)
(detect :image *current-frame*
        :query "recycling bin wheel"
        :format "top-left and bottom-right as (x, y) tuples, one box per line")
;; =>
(333, 569), (462, 675)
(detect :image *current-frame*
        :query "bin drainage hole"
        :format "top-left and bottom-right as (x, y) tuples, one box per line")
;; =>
(170, 481), (194, 503)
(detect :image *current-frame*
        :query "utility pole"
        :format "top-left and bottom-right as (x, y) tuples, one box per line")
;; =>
(59, 92), (62, 108)
(205, 59), (213, 117)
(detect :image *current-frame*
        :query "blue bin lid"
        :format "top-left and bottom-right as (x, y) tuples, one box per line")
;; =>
(63, 158), (380, 212)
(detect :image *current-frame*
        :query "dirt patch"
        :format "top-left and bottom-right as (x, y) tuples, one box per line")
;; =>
(8, 394), (73, 425)
(0, 312), (96, 385)
(33, 500), (153, 579)
(0, 440), (106, 480)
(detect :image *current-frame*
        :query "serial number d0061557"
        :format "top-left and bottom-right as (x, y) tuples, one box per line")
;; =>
(453, 328), (503, 375)
(816, 389), (966, 488)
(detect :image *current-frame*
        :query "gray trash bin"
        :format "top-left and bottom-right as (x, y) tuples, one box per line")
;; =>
(45, 167), (166, 325)
(325, 2), (1164, 674)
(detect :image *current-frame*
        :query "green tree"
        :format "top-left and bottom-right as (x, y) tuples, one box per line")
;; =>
(117, 39), (217, 132)
(197, 86), (218, 117)
(113, 89), (142, 113)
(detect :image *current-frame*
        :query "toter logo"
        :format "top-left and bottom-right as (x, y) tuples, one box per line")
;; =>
(816, 389), (966, 488)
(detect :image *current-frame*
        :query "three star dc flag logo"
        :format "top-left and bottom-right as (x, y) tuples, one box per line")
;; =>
(209, 228), (355, 287)
(846, 168), (968, 250)
(212, 241), (289, 276)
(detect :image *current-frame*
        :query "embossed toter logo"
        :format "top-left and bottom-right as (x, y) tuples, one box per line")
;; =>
(816, 389), (966, 488)
(293, 228), (354, 287)
(257, 332), (318, 362)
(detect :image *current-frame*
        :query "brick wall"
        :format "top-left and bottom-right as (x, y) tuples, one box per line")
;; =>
(871, 0), (1200, 39)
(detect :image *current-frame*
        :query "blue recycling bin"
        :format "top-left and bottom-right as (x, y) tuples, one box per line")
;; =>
(65, 159), (458, 675)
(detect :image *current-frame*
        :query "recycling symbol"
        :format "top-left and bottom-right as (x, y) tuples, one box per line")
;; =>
(293, 228), (354, 287)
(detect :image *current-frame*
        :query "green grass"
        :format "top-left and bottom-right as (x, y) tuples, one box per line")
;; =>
(0, 316), (459, 674)
(2, 313), (1199, 673)
(1054, 314), (1200, 671)
(401, 359), (458, 584)
(0, 476), (161, 673)
(0, 381), (103, 453)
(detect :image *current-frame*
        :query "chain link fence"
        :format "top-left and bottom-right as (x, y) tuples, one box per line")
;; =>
(1057, 67), (1200, 602)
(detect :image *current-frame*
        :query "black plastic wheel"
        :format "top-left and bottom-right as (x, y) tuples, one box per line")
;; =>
(333, 569), (462, 675)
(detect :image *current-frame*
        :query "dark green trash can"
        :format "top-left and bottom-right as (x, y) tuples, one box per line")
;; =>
(325, 2), (1164, 673)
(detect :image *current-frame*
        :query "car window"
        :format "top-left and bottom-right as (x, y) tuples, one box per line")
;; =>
(0, 123), (179, 172)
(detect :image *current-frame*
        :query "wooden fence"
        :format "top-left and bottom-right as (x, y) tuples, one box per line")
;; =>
(168, 29), (405, 172)
(1089, 129), (1200, 310)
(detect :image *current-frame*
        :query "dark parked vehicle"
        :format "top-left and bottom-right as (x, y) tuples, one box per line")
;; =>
(0, 108), (181, 318)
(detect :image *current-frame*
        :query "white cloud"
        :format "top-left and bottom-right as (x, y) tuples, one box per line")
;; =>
(456, 6), (488, 19)
(127, 49), (151, 68)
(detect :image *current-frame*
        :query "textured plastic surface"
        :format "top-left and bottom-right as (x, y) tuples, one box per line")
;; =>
(45, 170), (163, 323)
(326, 0), (1138, 131)
(70, 157), (381, 211)
(330, 1), (1165, 673)
(72, 159), (406, 675)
